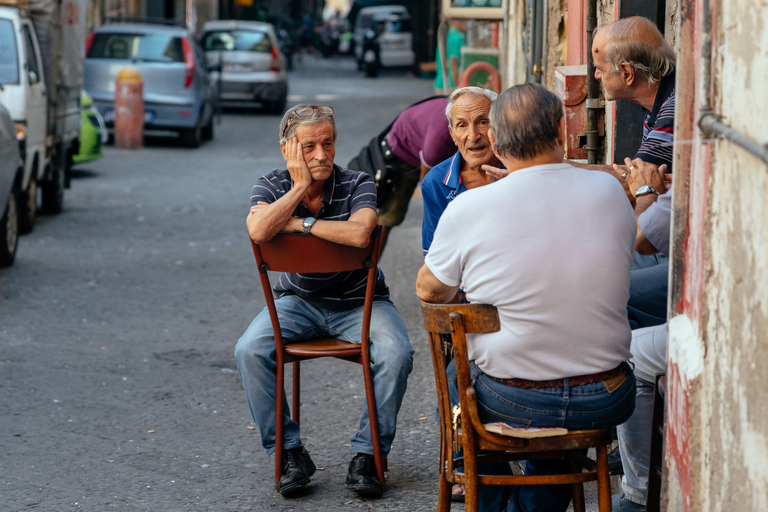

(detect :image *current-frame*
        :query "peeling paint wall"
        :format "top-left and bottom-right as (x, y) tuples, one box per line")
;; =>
(668, 0), (768, 510)
(544, 0), (567, 91)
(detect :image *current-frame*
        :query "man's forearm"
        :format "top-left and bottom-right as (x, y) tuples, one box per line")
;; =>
(634, 194), (660, 254)
(247, 185), (307, 243)
(306, 209), (378, 248)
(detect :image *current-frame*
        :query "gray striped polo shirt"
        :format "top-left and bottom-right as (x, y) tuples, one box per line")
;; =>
(250, 164), (391, 310)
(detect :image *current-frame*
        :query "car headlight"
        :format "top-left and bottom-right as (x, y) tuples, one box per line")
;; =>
(15, 122), (25, 141)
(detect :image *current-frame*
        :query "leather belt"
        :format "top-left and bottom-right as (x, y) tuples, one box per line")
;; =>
(485, 364), (626, 390)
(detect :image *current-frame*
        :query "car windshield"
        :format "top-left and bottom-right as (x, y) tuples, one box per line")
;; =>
(87, 32), (185, 62)
(384, 18), (412, 33)
(0, 19), (19, 84)
(201, 30), (272, 52)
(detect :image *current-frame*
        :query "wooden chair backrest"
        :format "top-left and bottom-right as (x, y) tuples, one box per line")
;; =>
(252, 228), (381, 274)
(250, 227), (382, 350)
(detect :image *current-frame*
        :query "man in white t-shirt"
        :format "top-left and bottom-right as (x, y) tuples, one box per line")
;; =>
(416, 83), (638, 512)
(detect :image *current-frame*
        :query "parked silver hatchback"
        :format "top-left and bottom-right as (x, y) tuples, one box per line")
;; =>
(84, 22), (216, 148)
(199, 20), (288, 114)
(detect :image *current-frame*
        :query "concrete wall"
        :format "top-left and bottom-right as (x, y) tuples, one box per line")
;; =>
(667, 0), (768, 509)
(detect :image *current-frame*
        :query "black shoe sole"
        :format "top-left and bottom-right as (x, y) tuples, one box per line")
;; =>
(346, 481), (383, 498)
(279, 475), (311, 497)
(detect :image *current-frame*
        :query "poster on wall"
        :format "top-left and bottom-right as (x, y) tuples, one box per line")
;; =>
(442, 0), (505, 19)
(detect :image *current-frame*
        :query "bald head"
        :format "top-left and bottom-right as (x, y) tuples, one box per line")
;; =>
(593, 16), (675, 86)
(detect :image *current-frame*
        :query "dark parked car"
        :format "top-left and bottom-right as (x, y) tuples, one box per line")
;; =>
(84, 22), (216, 148)
(0, 101), (23, 268)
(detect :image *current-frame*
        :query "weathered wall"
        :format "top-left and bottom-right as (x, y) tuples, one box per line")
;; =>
(505, 0), (528, 86)
(667, 0), (768, 510)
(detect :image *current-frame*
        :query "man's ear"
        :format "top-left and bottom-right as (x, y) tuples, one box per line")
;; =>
(280, 143), (287, 161)
(448, 124), (458, 146)
(557, 117), (566, 147)
(488, 128), (503, 161)
(619, 62), (635, 86)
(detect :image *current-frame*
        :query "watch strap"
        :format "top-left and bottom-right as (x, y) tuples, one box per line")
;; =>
(635, 185), (660, 198)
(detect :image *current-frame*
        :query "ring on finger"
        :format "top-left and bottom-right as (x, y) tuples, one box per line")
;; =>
(630, 166), (637, 171)
(621, 172), (628, 179)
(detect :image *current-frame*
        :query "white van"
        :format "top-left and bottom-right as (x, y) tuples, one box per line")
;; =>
(353, 5), (414, 70)
(0, 1), (87, 231)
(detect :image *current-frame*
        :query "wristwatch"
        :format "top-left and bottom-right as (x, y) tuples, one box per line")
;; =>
(302, 217), (316, 234)
(635, 185), (660, 198)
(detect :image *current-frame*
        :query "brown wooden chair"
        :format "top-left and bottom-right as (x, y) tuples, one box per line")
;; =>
(421, 302), (614, 512)
(251, 227), (385, 492)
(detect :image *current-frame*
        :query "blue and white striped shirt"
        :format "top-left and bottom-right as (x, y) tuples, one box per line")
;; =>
(250, 164), (390, 310)
(635, 73), (675, 170)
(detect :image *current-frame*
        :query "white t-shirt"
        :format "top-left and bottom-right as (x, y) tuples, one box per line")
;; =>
(425, 163), (636, 380)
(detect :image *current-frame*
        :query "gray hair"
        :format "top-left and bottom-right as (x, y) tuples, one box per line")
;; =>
(279, 104), (337, 144)
(489, 83), (563, 160)
(596, 16), (675, 86)
(445, 86), (498, 126)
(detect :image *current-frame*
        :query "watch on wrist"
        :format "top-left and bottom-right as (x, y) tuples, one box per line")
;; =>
(635, 185), (660, 198)
(302, 217), (316, 234)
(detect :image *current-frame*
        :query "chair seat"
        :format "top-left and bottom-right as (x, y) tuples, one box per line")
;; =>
(284, 337), (362, 358)
(478, 428), (613, 452)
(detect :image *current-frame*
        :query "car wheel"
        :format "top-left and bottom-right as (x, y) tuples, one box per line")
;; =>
(18, 173), (36, 234)
(41, 165), (65, 215)
(364, 59), (379, 78)
(267, 94), (287, 115)
(0, 186), (19, 267)
(181, 123), (202, 148)
(202, 115), (214, 141)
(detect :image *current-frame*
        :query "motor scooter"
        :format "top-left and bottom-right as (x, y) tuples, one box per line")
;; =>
(362, 27), (380, 77)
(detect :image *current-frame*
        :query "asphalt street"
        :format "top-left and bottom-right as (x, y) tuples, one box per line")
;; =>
(1, 54), (608, 511)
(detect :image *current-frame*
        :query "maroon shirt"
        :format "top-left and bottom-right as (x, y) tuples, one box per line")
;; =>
(387, 97), (455, 170)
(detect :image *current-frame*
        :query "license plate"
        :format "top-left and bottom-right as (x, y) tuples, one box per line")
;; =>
(102, 109), (153, 123)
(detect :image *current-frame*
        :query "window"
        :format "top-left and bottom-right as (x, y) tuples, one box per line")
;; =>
(201, 30), (272, 53)
(21, 25), (40, 80)
(87, 32), (185, 62)
(0, 19), (19, 84)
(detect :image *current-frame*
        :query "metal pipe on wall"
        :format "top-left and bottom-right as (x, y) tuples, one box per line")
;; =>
(585, 0), (600, 164)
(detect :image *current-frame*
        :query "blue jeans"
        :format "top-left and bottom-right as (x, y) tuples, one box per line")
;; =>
(447, 361), (636, 512)
(234, 295), (414, 456)
(627, 253), (669, 330)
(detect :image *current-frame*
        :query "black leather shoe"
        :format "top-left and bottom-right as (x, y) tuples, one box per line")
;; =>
(346, 453), (383, 497)
(278, 446), (316, 496)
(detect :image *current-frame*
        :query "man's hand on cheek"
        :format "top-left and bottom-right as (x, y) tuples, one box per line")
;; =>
(284, 137), (312, 186)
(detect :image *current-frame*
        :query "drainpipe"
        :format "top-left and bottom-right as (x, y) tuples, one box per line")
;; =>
(585, 0), (601, 164)
(696, 0), (768, 165)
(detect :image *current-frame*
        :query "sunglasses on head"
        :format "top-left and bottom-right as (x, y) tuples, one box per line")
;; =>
(282, 105), (334, 138)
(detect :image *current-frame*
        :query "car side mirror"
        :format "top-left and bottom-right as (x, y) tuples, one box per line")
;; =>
(28, 70), (38, 84)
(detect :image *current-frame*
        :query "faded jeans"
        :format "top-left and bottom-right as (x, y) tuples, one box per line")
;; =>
(627, 253), (669, 330)
(234, 295), (414, 456)
(618, 324), (668, 506)
(447, 360), (636, 512)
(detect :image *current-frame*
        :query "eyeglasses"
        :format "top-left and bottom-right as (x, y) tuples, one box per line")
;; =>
(282, 105), (334, 138)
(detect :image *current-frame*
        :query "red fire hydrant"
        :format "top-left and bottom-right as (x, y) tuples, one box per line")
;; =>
(114, 68), (144, 149)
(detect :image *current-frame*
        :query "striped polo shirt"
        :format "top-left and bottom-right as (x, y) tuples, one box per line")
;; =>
(635, 73), (675, 170)
(250, 164), (390, 310)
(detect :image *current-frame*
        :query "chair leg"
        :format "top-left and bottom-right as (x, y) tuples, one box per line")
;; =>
(292, 362), (300, 424)
(570, 457), (586, 512)
(437, 470), (452, 512)
(462, 439), (479, 512)
(595, 443), (612, 512)
(362, 359), (386, 488)
(274, 361), (285, 491)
